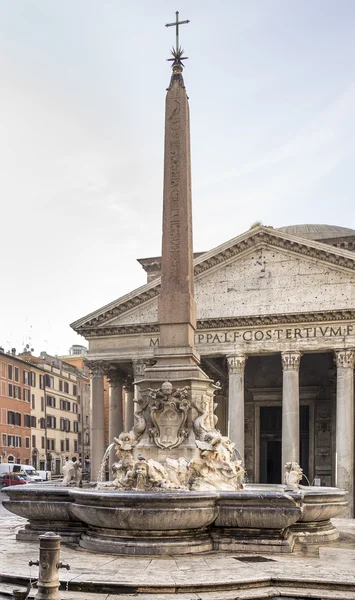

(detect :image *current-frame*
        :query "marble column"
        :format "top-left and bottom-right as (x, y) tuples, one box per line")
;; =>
(88, 361), (106, 482)
(124, 378), (134, 432)
(281, 351), (301, 475)
(335, 349), (354, 517)
(107, 371), (124, 475)
(227, 355), (247, 461)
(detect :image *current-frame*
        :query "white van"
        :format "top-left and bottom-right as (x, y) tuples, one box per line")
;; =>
(0, 463), (42, 482)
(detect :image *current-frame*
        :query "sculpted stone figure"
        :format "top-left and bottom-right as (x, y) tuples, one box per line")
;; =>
(62, 457), (82, 487)
(284, 462), (303, 490)
(108, 381), (245, 492)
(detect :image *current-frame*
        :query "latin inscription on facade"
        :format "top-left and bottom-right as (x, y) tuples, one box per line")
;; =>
(150, 323), (354, 346)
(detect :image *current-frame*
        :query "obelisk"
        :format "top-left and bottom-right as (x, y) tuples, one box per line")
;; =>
(158, 51), (196, 353)
(135, 15), (215, 461)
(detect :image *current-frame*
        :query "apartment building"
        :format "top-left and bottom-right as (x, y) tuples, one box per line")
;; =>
(0, 348), (89, 475)
(0, 348), (33, 464)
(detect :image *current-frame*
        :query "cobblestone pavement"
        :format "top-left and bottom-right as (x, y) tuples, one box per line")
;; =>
(1, 491), (355, 599)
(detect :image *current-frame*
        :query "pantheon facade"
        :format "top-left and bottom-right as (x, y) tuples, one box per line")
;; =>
(72, 223), (355, 515)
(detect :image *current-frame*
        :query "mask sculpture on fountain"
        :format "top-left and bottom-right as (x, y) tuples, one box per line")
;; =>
(109, 381), (244, 492)
(284, 461), (303, 491)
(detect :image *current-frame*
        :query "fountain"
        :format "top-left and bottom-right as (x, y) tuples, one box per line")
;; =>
(2, 12), (348, 556)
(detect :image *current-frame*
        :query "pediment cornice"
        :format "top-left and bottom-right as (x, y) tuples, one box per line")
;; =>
(72, 226), (355, 333)
(78, 309), (355, 338)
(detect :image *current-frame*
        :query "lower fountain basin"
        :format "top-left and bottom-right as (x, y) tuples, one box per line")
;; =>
(298, 485), (348, 522)
(287, 485), (348, 545)
(1, 483), (348, 555)
(68, 489), (219, 555)
(212, 486), (303, 553)
(2, 485), (86, 543)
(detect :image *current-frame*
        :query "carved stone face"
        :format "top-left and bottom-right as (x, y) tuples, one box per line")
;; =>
(161, 381), (173, 397)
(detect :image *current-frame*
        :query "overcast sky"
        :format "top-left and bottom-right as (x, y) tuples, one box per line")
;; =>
(1, 0), (355, 356)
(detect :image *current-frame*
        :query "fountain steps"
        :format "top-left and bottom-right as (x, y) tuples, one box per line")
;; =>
(1, 577), (355, 599)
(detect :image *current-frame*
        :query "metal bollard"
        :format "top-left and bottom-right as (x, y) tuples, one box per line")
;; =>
(28, 532), (70, 600)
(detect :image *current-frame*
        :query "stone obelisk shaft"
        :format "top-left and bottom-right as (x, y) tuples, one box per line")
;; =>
(158, 70), (196, 350)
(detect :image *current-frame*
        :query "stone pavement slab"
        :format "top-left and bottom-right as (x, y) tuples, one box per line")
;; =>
(1, 510), (355, 599)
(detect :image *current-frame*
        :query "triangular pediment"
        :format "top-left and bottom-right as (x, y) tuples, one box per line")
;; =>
(71, 226), (355, 334)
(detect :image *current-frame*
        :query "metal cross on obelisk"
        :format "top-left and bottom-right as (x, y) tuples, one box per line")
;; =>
(165, 10), (190, 54)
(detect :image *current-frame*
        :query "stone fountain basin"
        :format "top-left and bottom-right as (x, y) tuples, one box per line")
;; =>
(297, 485), (348, 522)
(68, 489), (219, 531)
(1, 484), (86, 543)
(2, 485), (78, 522)
(215, 487), (303, 529)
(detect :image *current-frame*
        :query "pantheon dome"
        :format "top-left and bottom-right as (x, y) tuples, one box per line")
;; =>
(278, 224), (355, 247)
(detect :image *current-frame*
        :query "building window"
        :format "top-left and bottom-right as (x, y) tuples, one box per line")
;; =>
(24, 414), (31, 428)
(2, 433), (7, 446)
(46, 395), (56, 408)
(8, 436), (15, 448)
(60, 399), (71, 411)
(65, 439), (69, 451)
(0, 361), (5, 378)
(64, 382), (69, 394)
(31, 394), (35, 409)
(47, 415), (56, 429)
(73, 403), (78, 414)
(8, 383), (13, 397)
(23, 371), (29, 385)
(74, 422), (78, 433)
(8, 455), (14, 463)
(23, 388), (30, 402)
(14, 385), (21, 399)
(14, 367), (19, 382)
(25, 437), (30, 448)
(15, 412), (21, 426)
(41, 436), (45, 449)
(15, 436), (21, 448)
(8, 365), (13, 380)
(60, 440), (64, 452)
(73, 384), (77, 396)
(31, 416), (36, 427)
(46, 375), (54, 388)
(74, 440), (78, 453)
(47, 439), (55, 451)
(7, 411), (15, 425)
(39, 418), (46, 429)
(32, 435), (36, 448)
(59, 380), (63, 392)
(41, 396), (44, 411)
(30, 372), (36, 387)
(39, 375), (44, 390)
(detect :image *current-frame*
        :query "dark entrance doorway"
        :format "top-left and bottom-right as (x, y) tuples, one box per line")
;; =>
(259, 405), (309, 484)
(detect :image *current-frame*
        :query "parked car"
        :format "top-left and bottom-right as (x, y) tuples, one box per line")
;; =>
(1, 473), (29, 487)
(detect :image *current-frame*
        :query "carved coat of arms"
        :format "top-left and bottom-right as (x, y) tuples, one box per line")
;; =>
(147, 382), (190, 450)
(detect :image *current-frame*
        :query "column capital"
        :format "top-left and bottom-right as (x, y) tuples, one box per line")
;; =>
(335, 349), (355, 369)
(132, 359), (155, 379)
(281, 351), (301, 371)
(85, 360), (106, 378)
(227, 354), (247, 375)
(106, 367), (125, 386)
